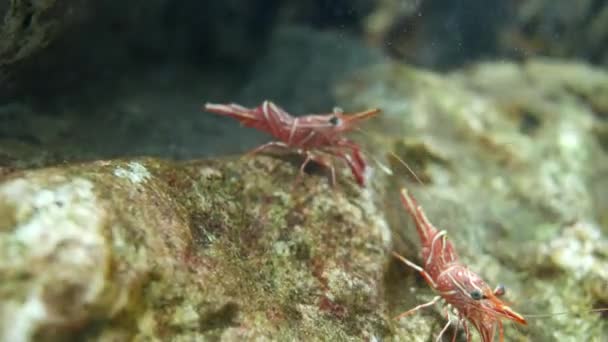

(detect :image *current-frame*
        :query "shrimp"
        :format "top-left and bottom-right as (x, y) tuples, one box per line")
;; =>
(203, 101), (380, 186)
(393, 187), (527, 342)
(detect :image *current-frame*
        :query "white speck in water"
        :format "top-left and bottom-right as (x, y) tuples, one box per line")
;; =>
(558, 125), (580, 151)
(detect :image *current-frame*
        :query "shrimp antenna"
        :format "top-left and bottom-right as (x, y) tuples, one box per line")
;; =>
(522, 307), (608, 319)
(387, 151), (425, 187)
(352, 127), (424, 187)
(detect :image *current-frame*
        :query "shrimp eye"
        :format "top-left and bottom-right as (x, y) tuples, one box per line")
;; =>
(470, 289), (483, 300)
(493, 284), (506, 297)
(329, 115), (341, 126)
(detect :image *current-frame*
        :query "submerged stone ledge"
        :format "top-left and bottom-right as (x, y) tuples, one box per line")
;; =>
(0, 156), (423, 340)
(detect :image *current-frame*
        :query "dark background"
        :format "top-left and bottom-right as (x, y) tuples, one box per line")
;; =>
(1, 0), (606, 160)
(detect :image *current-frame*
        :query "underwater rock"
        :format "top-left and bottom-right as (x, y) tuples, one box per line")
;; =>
(363, 0), (423, 47)
(540, 221), (608, 300)
(501, 0), (608, 66)
(363, 0), (608, 68)
(336, 58), (608, 339)
(0, 156), (427, 340)
(0, 0), (94, 97)
(363, 0), (512, 69)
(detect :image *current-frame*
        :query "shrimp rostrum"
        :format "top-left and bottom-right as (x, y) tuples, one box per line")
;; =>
(204, 101), (379, 186)
(394, 188), (527, 342)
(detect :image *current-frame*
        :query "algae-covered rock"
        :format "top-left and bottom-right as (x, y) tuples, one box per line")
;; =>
(336, 58), (608, 340)
(0, 156), (428, 340)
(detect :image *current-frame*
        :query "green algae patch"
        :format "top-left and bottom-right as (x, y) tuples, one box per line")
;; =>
(0, 156), (401, 340)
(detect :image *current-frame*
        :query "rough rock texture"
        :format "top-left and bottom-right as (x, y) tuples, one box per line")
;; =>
(0, 156), (432, 341)
(0, 0), (93, 97)
(362, 0), (608, 68)
(0, 1), (88, 64)
(501, 0), (608, 65)
(336, 58), (608, 340)
(363, 0), (421, 43)
(361, 0), (513, 69)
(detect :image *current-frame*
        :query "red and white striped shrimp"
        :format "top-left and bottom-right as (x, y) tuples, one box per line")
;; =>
(393, 187), (527, 342)
(204, 101), (380, 186)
